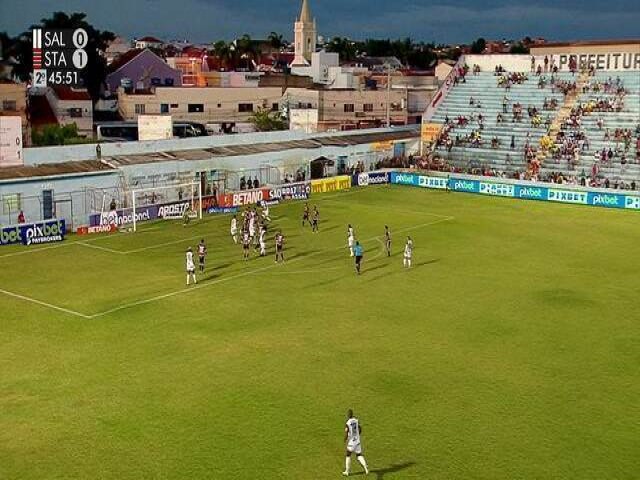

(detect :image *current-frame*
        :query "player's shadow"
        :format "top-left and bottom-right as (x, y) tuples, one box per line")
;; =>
(351, 461), (416, 478)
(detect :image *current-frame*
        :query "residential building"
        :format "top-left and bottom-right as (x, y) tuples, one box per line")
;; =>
(47, 87), (93, 136)
(104, 36), (132, 65)
(0, 80), (29, 144)
(105, 49), (181, 94)
(284, 87), (408, 131)
(117, 86), (284, 130)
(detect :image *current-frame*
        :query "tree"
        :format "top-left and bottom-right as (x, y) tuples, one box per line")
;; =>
(235, 34), (258, 70)
(6, 12), (114, 101)
(212, 40), (234, 70)
(250, 107), (287, 132)
(31, 123), (90, 146)
(470, 37), (486, 54)
(509, 42), (530, 54)
(325, 37), (357, 61)
(268, 32), (284, 50)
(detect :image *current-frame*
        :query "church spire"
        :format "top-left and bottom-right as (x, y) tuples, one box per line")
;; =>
(299, 0), (312, 23)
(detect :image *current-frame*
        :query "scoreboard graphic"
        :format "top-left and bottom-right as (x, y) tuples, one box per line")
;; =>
(32, 28), (88, 88)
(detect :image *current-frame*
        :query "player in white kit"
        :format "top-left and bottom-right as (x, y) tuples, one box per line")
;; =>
(262, 202), (271, 222)
(230, 215), (238, 244)
(403, 236), (413, 268)
(347, 225), (355, 257)
(249, 212), (256, 239)
(259, 226), (267, 256)
(185, 247), (197, 285)
(343, 409), (369, 476)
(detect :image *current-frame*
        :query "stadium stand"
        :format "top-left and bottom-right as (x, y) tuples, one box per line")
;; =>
(429, 63), (639, 190)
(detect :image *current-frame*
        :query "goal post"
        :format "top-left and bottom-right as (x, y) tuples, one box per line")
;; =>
(129, 181), (203, 232)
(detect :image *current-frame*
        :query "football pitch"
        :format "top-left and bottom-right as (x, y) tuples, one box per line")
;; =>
(1, 185), (638, 479)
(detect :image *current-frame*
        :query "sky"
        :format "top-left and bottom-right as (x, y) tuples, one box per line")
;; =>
(1, 0), (640, 45)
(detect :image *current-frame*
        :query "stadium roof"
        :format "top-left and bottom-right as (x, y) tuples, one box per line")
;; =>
(0, 161), (115, 182)
(104, 128), (419, 167)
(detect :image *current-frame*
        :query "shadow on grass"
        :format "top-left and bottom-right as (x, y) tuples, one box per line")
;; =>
(349, 461), (417, 479)
(363, 259), (440, 282)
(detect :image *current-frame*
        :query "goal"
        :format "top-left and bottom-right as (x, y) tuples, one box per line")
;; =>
(129, 181), (203, 232)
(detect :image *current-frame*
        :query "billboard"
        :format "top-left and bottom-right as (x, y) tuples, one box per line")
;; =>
(421, 123), (442, 142)
(0, 219), (66, 246)
(0, 116), (23, 167)
(289, 109), (318, 133)
(310, 176), (351, 194)
(138, 115), (173, 141)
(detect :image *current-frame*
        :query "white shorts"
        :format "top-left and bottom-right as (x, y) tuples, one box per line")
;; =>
(260, 241), (266, 249)
(187, 267), (195, 274)
(348, 237), (354, 247)
(249, 228), (256, 237)
(231, 228), (237, 235)
(346, 442), (362, 455)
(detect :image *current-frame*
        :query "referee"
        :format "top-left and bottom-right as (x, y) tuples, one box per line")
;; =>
(353, 241), (363, 275)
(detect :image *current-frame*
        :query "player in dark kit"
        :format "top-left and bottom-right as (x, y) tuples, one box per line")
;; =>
(242, 229), (251, 260)
(197, 239), (207, 272)
(311, 206), (320, 233)
(302, 203), (310, 226)
(384, 225), (391, 257)
(275, 231), (285, 263)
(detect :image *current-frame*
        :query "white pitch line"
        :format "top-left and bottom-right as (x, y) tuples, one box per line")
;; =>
(0, 288), (91, 319)
(77, 241), (125, 254)
(0, 242), (70, 258)
(123, 235), (205, 254)
(89, 216), (454, 318)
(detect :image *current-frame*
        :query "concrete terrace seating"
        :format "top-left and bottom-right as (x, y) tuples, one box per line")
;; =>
(430, 70), (640, 189)
(543, 71), (640, 186)
(431, 71), (570, 174)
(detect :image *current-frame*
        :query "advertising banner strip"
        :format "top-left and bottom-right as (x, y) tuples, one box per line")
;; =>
(388, 172), (639, 211)
(310, 176), (352, 194)
(352, 171), (390, 187)
(0, 219), (66, 247)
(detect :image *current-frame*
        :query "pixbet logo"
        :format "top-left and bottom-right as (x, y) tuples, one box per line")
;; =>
(394, 174), (415, 185)
(624, 196), (640, 209)
(518, 187), (544, 199)
(24, 220), (65, 245)
(0, 226), (22, 245)
(453, 180), (476, 192)
(591, 194), (620, 207)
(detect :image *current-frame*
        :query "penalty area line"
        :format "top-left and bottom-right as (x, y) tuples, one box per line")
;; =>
(0, 288), (91, 319)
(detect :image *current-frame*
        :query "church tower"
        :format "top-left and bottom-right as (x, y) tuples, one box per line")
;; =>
(291, 0), (317, 66)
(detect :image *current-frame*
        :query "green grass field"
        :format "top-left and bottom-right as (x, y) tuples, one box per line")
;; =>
(1, 185), (639, 479)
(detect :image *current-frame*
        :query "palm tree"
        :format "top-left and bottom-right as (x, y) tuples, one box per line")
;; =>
(268, 31), (284, 51)
(212, 40), (234, 70)
(235, 34), (258, 70)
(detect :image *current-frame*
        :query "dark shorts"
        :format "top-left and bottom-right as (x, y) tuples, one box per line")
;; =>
(276, 245), (283, 252)
(355, 255), (362, 264)
(243, 244), (249, 250)
(199, 256), (205, 264)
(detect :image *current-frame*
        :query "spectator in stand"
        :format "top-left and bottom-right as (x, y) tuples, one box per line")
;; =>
(240, 176), (246, 190)
(109, 198), (117, 211)
(17, 210), (26, 224)
(253, 178), (260, 189)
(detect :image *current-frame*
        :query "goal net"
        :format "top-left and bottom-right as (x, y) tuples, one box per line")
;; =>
(128, 182), (203, 232)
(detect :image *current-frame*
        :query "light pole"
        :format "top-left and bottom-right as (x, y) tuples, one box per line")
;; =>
(385, 63), (392, 128)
